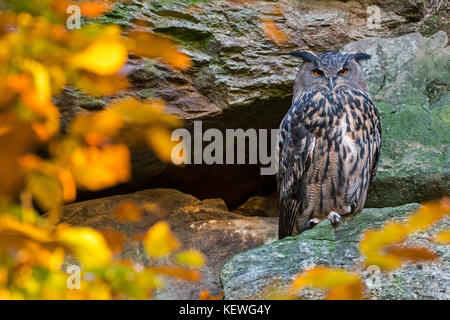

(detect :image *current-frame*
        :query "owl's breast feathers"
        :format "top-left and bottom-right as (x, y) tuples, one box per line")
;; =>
(277, 87), (381, 238)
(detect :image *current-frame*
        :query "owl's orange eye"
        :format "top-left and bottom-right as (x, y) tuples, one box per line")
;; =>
(313, 69), (323, 77)
(338, 68), (348, 75)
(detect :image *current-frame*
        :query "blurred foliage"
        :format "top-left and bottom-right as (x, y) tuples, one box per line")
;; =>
(0, 0), (203, 299)
(262, 198), (449, 300)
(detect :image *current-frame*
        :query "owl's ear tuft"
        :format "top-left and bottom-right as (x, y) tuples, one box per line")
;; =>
(350, 52), (371, 61)
(289, 51), (317, 63)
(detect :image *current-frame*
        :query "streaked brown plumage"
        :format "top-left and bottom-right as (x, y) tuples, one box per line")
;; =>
(277, 51), (381, 239)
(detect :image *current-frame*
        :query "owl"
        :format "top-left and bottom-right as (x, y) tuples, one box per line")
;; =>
(277, 51), (381, 239)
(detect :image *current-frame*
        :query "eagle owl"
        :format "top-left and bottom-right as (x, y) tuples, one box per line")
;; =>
(277, 51), (381, 239)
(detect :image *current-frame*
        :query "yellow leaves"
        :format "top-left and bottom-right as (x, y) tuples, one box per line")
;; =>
(26, 171), (64, 212)
(360, 199), (449, 271)
(110, 97), (180, 127)
(70, 38), (127, 76)
(144, 221), (180, 258)
(407, 198), (449, 232)
(57, 169), (76, 202)
(0, 214), (54, 245)
(108, 97), (183, 162)
(0, 4), (201, 300)
(0, 114), (36, 200)
(56, 227), (112, 268)
(69, 110), (124, 141)
(126, 32), (191, 70)
(434, 230), (450, 244)
(75, 72), (129, 97)
(70, 144), (130, 191)
(289, 266), (363, 300)
(175, 250), (205, 269)
(146, 126), (177, 162)
(150, 266), (201, 282)
(114, 202), (142, 222)
(261, 19), (288, 46)
(15, 59), (60, 141)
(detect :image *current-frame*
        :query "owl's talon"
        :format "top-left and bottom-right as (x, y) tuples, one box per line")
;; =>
(328, 211), (341, 225)
(307, 218), (321, 229)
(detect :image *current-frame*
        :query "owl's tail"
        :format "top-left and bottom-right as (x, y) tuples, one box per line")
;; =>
(278, 197), (300, 239)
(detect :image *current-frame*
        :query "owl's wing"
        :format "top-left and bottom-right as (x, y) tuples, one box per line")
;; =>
(277, 95), (315, 239)
(366, 97), (382, 185)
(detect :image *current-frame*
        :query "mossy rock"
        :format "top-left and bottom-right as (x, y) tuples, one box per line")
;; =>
(220, 203), (450, 300)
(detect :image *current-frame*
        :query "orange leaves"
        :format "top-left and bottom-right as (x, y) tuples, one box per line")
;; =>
(144, 221), (180, 258)
(360, 199), (449, 271)
(199, 290), (224, 300)
(114, 202), (142, 222)
(70, 38), (127, 76)
(70, 144), (131, 191)
(79, 1), (112, 18)
(174, 250), (206, 269)
(261, 19), (288, 46)
(407, 198), (449, 232)
(126, 31), (191, 71)
(434, 230), (450, 244)
(385, 246), (438, 262)
(150, 266), (201, 282)
(288, 266), (363, 300)
(99, 229), (126, 254)
(57, 169), (76, 202)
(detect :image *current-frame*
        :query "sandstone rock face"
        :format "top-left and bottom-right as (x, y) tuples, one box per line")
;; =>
(60, 188), (277, 299)
(56, 1), (449, 209)
(220, 203), (450, 300)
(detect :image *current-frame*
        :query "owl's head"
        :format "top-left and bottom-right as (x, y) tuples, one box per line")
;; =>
(290, 51), (371, 94)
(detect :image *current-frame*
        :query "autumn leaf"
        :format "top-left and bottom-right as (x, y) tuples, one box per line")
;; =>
(0, 215), (54, 246)
(126, 31), (191, 70)
(70, 110), (124, 141)
(57, 227), (112, 268)
(70, 38), (127, 76)
(74, 72), (129, 96)
(114, 201), (142, 222)
(79, 1), (111, 18)
(407, 199), (449, 233)
(151, 266), (201, 282)
(434, 230), (450, 244)
(110, 97), (181, 127)
(199, 290), (224, 300)
(146, 126), (177, 162)
(289, 266), (363, 300)
(57, 168), (76, 202)
(174, 250), (205, 269)
(261, 19), (288, 45)
(143, 221), (180, 258)
(99, 229), (126, 254)
(25, 171), (63, 212)
(385, 246), (438, 263)
(70, 144), (131, 191)
(360, 199), (449, 271)
(0, 114), (36, 199)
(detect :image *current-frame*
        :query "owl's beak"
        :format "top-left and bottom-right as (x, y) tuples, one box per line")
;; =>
(328, 77), (335, 90)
